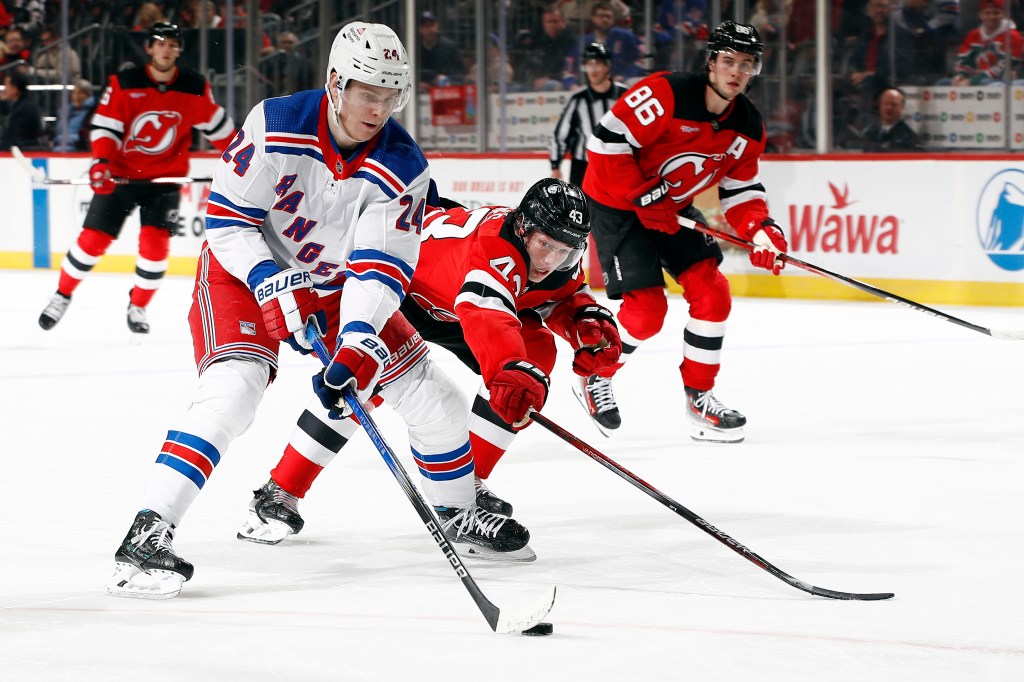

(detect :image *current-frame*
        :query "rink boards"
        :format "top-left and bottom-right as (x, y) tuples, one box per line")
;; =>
(1, 152), (1021, 307)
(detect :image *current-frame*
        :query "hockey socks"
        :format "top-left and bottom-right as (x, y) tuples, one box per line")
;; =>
(57, 228), (114, 297)
(129, 225), (171, 308)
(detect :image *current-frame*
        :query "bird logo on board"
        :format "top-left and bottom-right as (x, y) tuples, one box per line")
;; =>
(977, 169), (1024, 271)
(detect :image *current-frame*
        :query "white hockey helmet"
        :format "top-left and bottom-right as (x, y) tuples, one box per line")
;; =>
(326, 22), (412, 113)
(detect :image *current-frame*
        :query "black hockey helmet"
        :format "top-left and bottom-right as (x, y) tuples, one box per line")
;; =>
(147, 22), (184, 50)
(706, 21), (763, 75)
(581, 41), (612, 64)
(514, 178), (590, 271)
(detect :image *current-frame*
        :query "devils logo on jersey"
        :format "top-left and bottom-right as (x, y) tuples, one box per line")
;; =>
(659, 152), (726, 204)
(409, 292), (459, 322)
(125, 111), (183, 154)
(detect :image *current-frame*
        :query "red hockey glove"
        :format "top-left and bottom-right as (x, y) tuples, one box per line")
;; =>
(747, 218), (788, 275)
(253, 268), (324, 346)
(571, 305), (622, 377)
(89, 158), (115, 195)
(629, 178), (681, 234)
(314, 332), (389, 419)
(488, 360), (550, 427)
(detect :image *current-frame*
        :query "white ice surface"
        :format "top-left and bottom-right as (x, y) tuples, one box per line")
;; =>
(1, 269), (1022, 681)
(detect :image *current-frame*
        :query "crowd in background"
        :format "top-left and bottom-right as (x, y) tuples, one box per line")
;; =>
(1, 0), (1023, 152)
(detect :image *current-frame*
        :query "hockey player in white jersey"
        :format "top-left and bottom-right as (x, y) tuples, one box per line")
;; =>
(107, 22), (531, 600)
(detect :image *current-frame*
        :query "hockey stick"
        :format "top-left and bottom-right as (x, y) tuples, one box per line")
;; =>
(530, 411), (894, 601)
(10, 146), (212, 185)
(304, 321), (556, 634)
(678, 215), (1024, 341)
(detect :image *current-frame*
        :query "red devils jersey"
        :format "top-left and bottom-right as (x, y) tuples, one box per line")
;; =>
(90, 65), (235, 179)
(411, 205), (595, 384)
(584, 71), (771, 239)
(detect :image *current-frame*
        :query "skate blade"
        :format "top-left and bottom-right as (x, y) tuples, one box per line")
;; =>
(689, 421), (745, 443)
(236, 512), (294, 545)
(452, 541), (538, 563)
(571, 384), (616, 439)
(106, 562), (184, 600)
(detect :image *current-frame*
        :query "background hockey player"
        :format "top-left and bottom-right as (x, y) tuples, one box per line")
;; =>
(107, 22), (529, 600)
(577, 21), (789, 443)
(549, 42), (627, 187)
(238, 178), (623, 546)
(38, 22), (235, 335)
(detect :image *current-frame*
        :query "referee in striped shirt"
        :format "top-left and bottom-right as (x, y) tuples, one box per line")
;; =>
(549, 42), (628, 187)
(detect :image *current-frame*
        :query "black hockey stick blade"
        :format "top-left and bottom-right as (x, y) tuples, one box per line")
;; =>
(677, 216), (1024, 341)
(531, 411), (894, 601)
(304, 321), (556, 632)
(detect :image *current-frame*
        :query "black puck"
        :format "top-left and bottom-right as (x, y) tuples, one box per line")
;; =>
(521, 622), (554, 636)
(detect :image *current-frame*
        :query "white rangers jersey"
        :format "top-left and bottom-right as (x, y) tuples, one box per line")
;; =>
(205, 89), (430, 336)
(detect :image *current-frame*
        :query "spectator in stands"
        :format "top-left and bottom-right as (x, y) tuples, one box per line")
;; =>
(849, 0), (921, 86)
(0, 69), (43, 150)
(259, 30), (315, 96)
(575, 1), (645, 82)
(418, 10), (467, 90)
(896, 0), (961, 82)
(7, 0), (44, 36)
(0, 27), (32, 69)
(518, 6), (576, 91)
(177, 0), (221, 29)
(558, 0), (633, 29)
(950, 0), (1023, 85)
(860, 87), (924, 151)
(653, 0), (708, 72)
(133, 2), (167, 31)
(54, 78), (95, 151)
(467, 33), (516, 93)
(31, 25), (82, 83)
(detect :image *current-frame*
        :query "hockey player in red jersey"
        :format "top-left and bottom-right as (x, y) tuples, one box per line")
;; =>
(576, 21), (788, 443)
(237, 178), (623, 545)
(38, 22), (236, 335)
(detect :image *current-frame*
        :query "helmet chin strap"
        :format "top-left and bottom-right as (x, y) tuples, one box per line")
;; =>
(325, 77), (343, 127)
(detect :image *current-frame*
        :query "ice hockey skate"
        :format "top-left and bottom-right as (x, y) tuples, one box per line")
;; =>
(434, 504), (536, 562)
(38, 292), (71, 330)
(685, 386), (746, 443)
(475, 475), (513, 516)
(573, 374), (621, 436)
(106, 510), (193, 599)
(237, 479), (304, 545)
(126, 302), (150, 334)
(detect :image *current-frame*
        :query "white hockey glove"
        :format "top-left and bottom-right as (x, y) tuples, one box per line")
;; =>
(253, 268), (325, 351)
(748, 218), (788, 276)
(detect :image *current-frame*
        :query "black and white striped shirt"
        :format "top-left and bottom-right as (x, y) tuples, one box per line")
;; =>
(549, 82), (628, 168)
